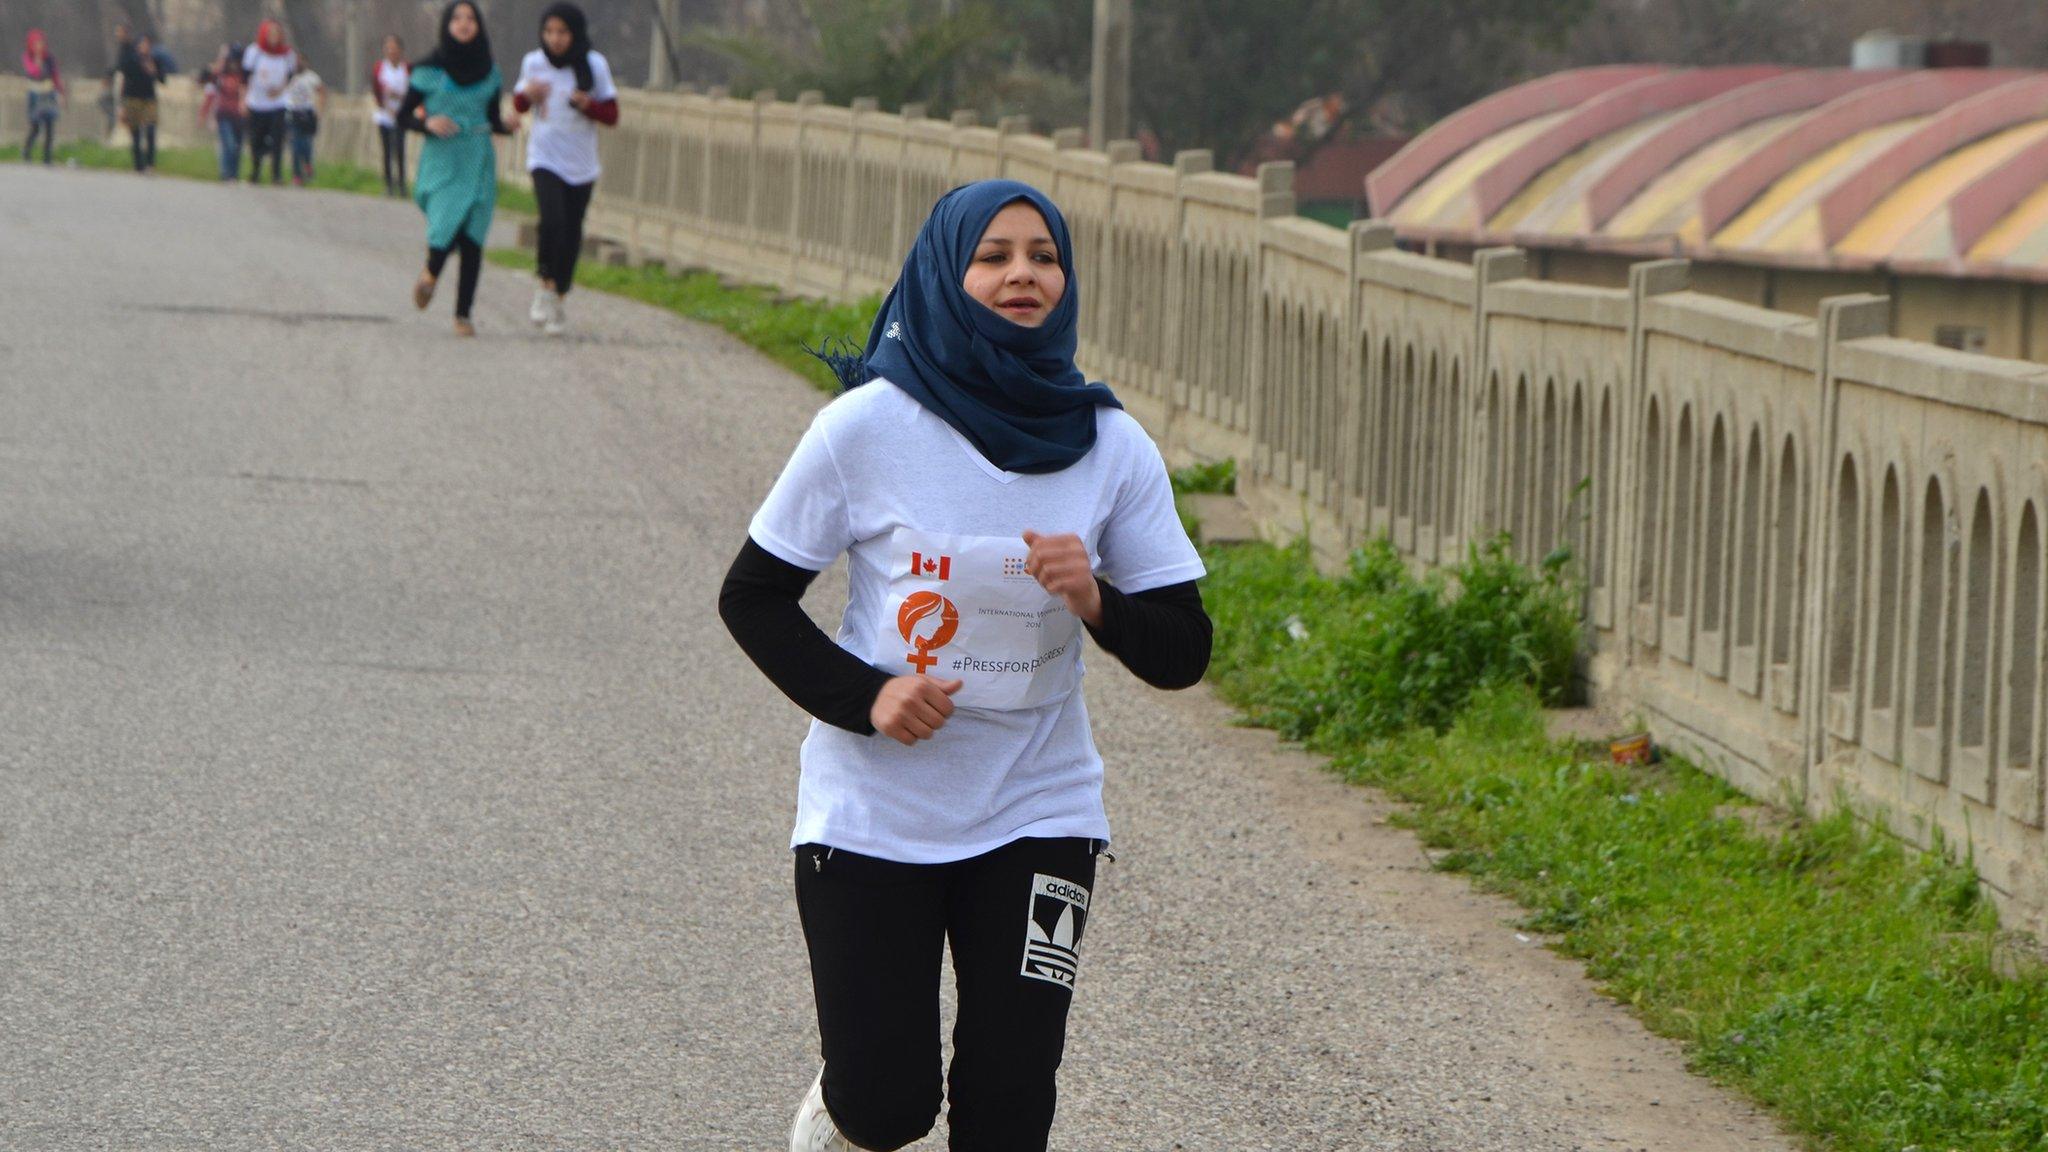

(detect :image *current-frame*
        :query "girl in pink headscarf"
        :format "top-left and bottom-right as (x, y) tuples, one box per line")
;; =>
(21, 29), (65, 166)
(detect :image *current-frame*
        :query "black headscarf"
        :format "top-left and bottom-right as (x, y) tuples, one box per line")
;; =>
(539, 2), (594, 93)
(419, 0), (494, 89)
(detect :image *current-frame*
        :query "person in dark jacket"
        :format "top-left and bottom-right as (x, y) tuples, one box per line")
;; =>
(108, 32), (163, 173)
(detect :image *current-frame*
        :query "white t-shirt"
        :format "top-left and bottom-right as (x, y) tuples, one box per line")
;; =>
(372, 59), (409, 127)
(515, 48), (617, 185)
(242, 46), (297, 112)
(748, 379), (1206, 864)
(284, 70), (322, 113)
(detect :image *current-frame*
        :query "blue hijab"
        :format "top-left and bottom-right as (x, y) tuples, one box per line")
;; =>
(831, 180), (1121, 475)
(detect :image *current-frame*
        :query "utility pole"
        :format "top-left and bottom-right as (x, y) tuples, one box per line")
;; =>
(1089, 0), (1131, 148)
(344, 2), (363, 95)
(648, 0), (682, 90)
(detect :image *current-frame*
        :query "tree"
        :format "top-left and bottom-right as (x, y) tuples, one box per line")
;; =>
(692, 0), (1086, 125)
(1129, 0), (1594, 167)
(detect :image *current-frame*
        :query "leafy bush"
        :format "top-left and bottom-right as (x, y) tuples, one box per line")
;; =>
(1206, 532), (1580, 747)
(1168, 457), (1237, 495)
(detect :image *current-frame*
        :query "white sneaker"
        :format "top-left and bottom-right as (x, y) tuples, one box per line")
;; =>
(790, 1067), (854, 1152)
(543, 295), (568, 337)
(529, 287), (553, 328)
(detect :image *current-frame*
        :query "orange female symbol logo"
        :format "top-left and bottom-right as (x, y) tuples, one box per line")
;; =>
(897, 591), (959, 673)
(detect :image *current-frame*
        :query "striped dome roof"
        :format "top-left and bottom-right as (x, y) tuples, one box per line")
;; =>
(1368, 65), (2048, 281)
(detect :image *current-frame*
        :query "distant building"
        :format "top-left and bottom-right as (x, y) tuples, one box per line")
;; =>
(1367, 51), (2048, 361)
(1241, 93), (1408, 225)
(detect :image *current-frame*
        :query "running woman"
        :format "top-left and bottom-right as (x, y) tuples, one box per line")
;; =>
(20, 29), (63, 166)
(398, 1), (519, 338)
(512, 2), (618, 337)
(371, 36), (410, 197)
(241, 21), (295, 185)
(719, 179), (1212, 1152)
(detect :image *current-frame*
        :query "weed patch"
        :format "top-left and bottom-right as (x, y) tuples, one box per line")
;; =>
(1169, 458), (1237, 495)
(1205, 535), (1579, 745)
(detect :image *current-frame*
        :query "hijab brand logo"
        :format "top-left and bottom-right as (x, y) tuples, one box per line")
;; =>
(910, 551), (951, 581)
(897, 591), (959, 674)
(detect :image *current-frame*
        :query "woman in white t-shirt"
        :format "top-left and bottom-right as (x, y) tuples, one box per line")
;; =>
(240, 20), (295, 185)
(511, 3), (617, 336)
(720, 180), (1212, 1152)
(370, 35), (410, 197)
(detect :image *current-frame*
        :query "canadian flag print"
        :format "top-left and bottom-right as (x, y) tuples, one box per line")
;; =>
(910, 551), (952, 581)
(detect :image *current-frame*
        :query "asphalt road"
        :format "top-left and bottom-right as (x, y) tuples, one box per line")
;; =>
(0, 166), (1796, 1151)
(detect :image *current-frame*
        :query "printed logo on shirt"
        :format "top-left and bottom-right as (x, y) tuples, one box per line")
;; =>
(897, 590), (959, 674)
(885, 321), (903, 341)
(910, 551), (951, 581)
(1021, 873), (1088, 988)
(1001, 556), (1035, 582)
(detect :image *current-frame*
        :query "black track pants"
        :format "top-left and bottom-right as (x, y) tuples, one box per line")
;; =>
(379, 123), (407, 193)
(247, 109), (285, 183)
(426, 235), (483, 319)
(794, 836), (1098, 1152)
(531, 167), (595, 295)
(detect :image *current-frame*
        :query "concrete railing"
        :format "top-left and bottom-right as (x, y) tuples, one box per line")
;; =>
(7, 76), (2044, 939)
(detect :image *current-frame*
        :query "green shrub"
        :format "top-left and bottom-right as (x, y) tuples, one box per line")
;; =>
(1206, 533), (1579, 747)
(1168, 457), (1237, 495)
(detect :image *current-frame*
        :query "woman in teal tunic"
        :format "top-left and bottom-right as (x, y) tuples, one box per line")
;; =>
(397, 1), (519, 336)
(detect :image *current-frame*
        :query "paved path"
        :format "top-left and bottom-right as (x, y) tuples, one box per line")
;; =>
(0, 167), (1796, 1151)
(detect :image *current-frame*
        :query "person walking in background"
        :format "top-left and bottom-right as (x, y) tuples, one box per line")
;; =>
(109, 32), (162, 173)
(284, 60), (326, 186)
(242, 21), (295, 186)
(20, 29), (65, 166)
(399, 1), (519, 338)
(513, 3), (618, 337)
(201, 49), (246, 182)
(719, 180), (1211, 1152)
(371, 35), (410, 197)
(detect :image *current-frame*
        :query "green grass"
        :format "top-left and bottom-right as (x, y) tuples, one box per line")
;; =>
(0, 138), (537, 215)
(1168, 457), (1237, 496)
(1205, 534), (1581, 744)
(488, 249), (881, 393)
(1200, 535), (2048, 1152)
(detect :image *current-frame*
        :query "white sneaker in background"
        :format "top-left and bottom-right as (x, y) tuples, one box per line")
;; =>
(529, 287), (552, 328)
(790, 1068), (854, 1152)
(544, 295), (568, 337)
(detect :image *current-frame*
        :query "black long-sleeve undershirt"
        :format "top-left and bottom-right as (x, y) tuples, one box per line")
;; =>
(395, 83), (509, 136)
(719, 538), (895, 735)
(718, 537), (1212, 736)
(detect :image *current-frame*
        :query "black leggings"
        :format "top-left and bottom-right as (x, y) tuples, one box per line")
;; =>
(129, 121), (156, 171)
(794, 836), (1098, 1152)
(530, 168), (595, 295)
(379, 124), (407, 192)
(247, 109), (285, 183)
(23, 116), (54, 163)
(426, 235), (484, 320)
